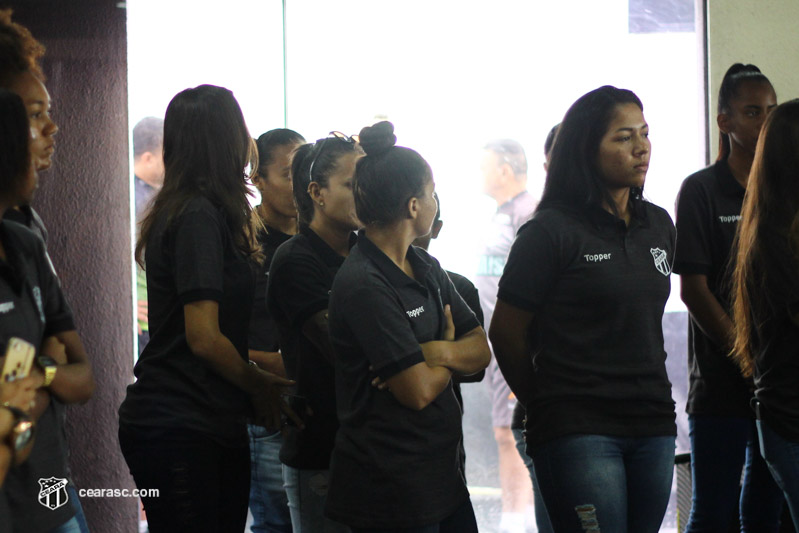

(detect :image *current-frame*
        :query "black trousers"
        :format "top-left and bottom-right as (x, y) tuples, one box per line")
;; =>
(119, 425), (249, 533)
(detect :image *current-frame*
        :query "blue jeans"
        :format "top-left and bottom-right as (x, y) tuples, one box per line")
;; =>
(686, 415), (783, 532)
(49, 485), (90, 533)
(511, 428), (553, 533)
(282, 465), (350, 533)
(757, 419), (799, 529)
(248, 425), (292, 532)
(530, 434), (675, 533)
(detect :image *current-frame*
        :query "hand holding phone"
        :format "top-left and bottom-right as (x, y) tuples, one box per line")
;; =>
(1, 337), (36, 383)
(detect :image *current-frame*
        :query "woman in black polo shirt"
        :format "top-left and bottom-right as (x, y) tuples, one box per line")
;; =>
(674, 64), (783, 532)
(118, 85), (294, 533)
(731, 99), (799, 529)
(325, 121), (490, 532)
(489, 86), (676, 533)
(265, 131), (362, 532)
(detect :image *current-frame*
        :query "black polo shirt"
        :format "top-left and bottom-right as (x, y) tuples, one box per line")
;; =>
(673, 161), (752, 417)
(248, 226), (292, 352)
(497, 200), (677, 447)
(447, 270), (485, 408)
(325, 232), (479, 529)
(0, 220), (76, 532)
(118, 197), (254, 446)
(266, 225), (354, 469)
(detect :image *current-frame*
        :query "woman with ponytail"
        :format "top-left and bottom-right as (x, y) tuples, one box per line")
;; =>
(673, 64), (783, 531)
(325, 121), (490, 532)
(731, 99), (799, 529)
(265, 130), (361, 532)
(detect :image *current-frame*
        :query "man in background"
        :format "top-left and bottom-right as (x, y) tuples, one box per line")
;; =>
(132, 116), (164, 356)
(476, 139), (536, 533)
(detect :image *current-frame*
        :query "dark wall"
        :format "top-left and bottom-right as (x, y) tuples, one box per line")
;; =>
(4, 1), (137, 531)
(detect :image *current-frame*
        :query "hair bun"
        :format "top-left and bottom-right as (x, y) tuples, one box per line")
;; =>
(358, 121), (396, 157)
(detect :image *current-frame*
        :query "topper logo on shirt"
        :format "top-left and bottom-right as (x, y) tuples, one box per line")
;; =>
(650, 248), (671, 276)
(0, 301), (14, 313)
(719, 215), (742, 223)
(584, 253), (612, 263)
(406, 306), (425, 318)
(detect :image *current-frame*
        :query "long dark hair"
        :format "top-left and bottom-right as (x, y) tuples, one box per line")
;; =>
(354, 121), (432, 226)
(538, 86), (643, 218)
(290, 134), (360, 226)
(0, 88), (29, 198)
(136, 85), (259, 265)
(717, 64), (773, 162)
(731, 99), (799, 376)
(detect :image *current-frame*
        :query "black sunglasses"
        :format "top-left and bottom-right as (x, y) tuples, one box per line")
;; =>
(307, 131), (359, 183)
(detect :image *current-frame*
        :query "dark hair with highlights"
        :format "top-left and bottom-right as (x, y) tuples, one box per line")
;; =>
(135, 85), (259, 265)
(0, 9), (45, 87)
(538, 85), (644, 218)
(731, 99), (799, 377)
(354, 121), (432, 226)
(717, 63), (774, 162)
(0, 88), (30, 198)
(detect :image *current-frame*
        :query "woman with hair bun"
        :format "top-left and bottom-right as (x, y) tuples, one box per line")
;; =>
(731, 98), (799, 529)
(490, 86), (676, 532)
(265, 130), (362, 532)
(674, 63), (783, 532)
(325, 121), (490, 532)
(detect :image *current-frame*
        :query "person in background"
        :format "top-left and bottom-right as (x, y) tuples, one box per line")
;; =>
(118, 85), (295, 533)
(132, 116), (165, 356)
(476, 138), (536, 533)
(674, 63), (783, 532)
(266, 131), (361, 533)
(247, 128), (305, 533)
(731, 98), (799, 530)
(509, 123), (559, 533)
(0, 13), (95, 533)
(490, 86), (676, 532)
(326, 121), (490, 532)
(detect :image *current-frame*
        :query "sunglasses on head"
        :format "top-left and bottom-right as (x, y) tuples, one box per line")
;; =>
(307, 131), (359, 183)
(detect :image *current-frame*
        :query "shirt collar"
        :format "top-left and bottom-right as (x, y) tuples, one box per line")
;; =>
(583, 197), (649, 230)
(299, 225), (355, 268)
(715, 160), (746, 198)
(356, 230), (433, 290)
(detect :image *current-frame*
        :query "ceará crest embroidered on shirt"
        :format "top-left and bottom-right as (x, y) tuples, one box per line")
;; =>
(650, 248), (671, 276)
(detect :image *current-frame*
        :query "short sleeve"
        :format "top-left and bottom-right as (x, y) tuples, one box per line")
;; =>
(340, 285), (424, 381)
(673, 177), (712, 276)
(173, 204), (226, 304)
(448, 272), (484, 327)
(438, 270), (480, 337)
(268, 251), (331, 329)
(496, 220), (559, 312)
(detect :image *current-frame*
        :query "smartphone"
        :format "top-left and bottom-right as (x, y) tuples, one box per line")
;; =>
(1, 337), (36, 383)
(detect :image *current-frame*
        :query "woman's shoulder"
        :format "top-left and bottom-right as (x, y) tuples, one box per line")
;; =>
(1, 219), (46, 258)
(640, 200), (674, 226)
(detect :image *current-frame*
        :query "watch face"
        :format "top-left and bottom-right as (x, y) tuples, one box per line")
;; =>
(38, 355), (58, 368)
(13, 421), (34, 450)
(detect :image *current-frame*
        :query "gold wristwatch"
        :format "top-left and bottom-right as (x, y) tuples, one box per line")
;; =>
(37, 355), (58, 387)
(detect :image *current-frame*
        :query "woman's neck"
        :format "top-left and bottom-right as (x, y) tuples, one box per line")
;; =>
(364, 224), (416, 276)
(308, 219), (352, 257)
(257, 203), (297, 236)
(603, 188), (631, 225)
(727, 145), (755, 188)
